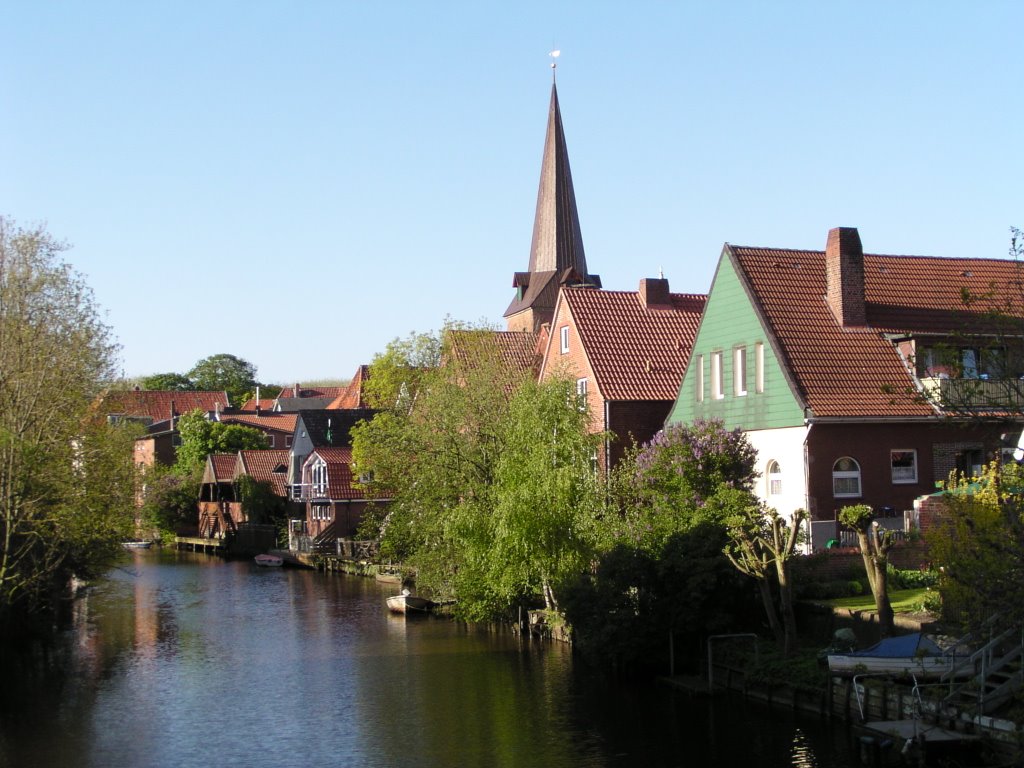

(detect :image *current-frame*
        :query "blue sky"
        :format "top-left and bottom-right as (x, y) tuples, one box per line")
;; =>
(3, 2), (1022, 385)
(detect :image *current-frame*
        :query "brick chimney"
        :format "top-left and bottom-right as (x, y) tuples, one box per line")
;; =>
(639, 277), (671, 309)
(825, 227), (866, 327)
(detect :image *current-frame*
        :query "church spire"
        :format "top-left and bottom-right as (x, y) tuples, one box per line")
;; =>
(527, 82), (588, 276)
(504, 73), (600, 332)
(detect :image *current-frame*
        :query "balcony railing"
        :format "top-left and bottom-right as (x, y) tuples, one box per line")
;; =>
(920, 376), (1024, 410)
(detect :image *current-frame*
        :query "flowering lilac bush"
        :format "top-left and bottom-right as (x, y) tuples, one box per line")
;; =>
(633, 419), (758, 509)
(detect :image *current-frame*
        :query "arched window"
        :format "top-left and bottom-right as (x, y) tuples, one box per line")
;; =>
(832, 457), (861, 498)
(767, 460), (782, 496)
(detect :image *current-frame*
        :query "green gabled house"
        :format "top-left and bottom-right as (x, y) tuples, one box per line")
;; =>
(666, 227), (1024, 549)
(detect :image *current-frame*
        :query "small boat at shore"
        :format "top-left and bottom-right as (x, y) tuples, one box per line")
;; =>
(386, 589), (433, 615)
(254, 553), (284, 567)
(122, 540), (152, 549)
(827, 633), (966, 679)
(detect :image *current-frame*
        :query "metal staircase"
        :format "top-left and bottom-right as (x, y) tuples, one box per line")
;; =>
(940, 626), (1024, 717)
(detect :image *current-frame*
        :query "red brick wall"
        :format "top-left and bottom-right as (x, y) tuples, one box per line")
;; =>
(806, 421), (1003, 521)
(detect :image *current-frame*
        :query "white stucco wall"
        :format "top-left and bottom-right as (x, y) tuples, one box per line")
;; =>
(745, 425), (809, 524)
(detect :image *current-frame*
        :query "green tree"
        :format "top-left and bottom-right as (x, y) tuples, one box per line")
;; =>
(0, 217), (136, 626)
(718, 489), (806, 654)
(174, 409), (268, 473)
(141, 372), (195, 391)
(353, 324), (577, 620)
(929, 461), (1024, 632)
(839, 503), (896, 637)
(187, 353), (259, 406)
(451, 376), (603, 617)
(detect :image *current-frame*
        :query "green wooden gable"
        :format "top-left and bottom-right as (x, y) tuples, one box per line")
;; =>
(667, 248), (804, 430)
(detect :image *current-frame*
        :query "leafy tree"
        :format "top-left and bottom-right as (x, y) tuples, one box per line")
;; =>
(236, 475), (286, 528)
(140, 464), (202, 536)
(187, 353), (259, 406)
(360, 330), (442, 412)
(354, 325), (595, 620)
(929, 461), (1024, 633)
(174, 409), (268, 473)
(839, 503), (895, 637)
(141, 372), (195, 391)
(718, 489), (806, 654)
(0, 217), (136, 626)
(452, 376), (603, 616)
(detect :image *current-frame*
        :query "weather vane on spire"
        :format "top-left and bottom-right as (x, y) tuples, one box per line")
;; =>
(549, 49), (560, 82)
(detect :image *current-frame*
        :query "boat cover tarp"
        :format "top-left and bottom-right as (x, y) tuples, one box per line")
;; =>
(850, 633), (942, 658)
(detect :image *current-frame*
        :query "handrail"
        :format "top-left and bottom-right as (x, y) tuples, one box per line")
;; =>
(706, 634), (758, 691)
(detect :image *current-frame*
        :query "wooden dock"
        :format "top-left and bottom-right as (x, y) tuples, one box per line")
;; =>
(174, 536), (227, 554)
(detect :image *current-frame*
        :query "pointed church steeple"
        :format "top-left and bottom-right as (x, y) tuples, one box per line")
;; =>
(527, 83), (588, 276)
(505, 81), (600, 332)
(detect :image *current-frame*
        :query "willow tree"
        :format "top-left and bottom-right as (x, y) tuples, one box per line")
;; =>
(458, 375), (603, 616)
(0, 218), (135, 625)
(351, 324), (531, 609)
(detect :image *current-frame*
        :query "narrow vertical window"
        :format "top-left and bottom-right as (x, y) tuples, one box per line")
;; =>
(767, 460), (782, 496)
(560, 326), (570, 354)
(695, 354), (704, 402)
(755, 342), (764, 393)
(734, 346), (747, 396)
(712, 351), (724, 399)
(575, 378), (588, 411)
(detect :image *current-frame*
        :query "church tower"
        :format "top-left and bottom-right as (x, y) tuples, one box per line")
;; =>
(504, 81), (600, 332)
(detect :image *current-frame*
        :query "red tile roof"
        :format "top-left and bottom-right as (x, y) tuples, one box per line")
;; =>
(208, 453), (237, 482)
(328, 366), (371, 409)
(731, 244), (1024, 418)
(307, 447), (364, 500)
(560, 288), (706, 400)
(237, 449), (290, 496)
(219, 412), (298, 434)
(445, 329), (540, 383)
(239, 398), (275, 412)
(99, 390), (229, 421)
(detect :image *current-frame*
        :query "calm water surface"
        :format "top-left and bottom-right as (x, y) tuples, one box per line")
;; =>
(0, 550), (858, 768)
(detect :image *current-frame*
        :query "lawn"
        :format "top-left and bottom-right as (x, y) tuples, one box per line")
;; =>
(823, 588), (929, 613)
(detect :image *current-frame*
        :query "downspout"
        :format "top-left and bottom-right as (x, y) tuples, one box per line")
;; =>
(803, 417), (814, 550)
(604, 399), (611, 471)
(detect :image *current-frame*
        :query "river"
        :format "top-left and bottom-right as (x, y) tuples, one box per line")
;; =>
(0, 549), (859, 768)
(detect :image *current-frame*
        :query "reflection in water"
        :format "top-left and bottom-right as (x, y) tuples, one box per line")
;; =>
(0, 550), (857, 768)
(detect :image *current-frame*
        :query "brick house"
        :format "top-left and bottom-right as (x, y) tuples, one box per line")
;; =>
(666, 226), (1024, 547)
(216, 411), (298, 450)
(197, 449), (292, 538)
(538, 278), (706, 468)
(300, 446), (375, 544)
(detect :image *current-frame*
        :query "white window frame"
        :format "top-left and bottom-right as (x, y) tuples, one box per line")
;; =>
(755, 342), (764, 394)
(712, 351), (724, 399)
(267, 435), (275, 448)
(310, 457), (328, 497)
(560, 326), (570, 354)
(832, 457), (862, 498)
(734, 346), (747, 396)
(695, 354), (704, 402)
(575, 378), (588, 412)
(767, 460), (782, 496)
(890, 449), (918, 484)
